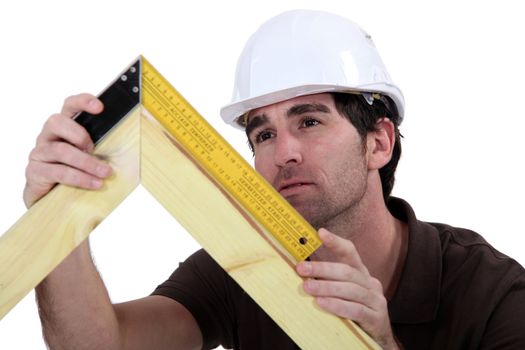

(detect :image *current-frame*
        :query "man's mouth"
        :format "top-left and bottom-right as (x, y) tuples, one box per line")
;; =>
(280, 183), (304, 190)
(278, 181), (313, 194)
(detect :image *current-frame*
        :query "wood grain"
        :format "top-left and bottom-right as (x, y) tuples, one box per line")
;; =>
(140, 109), (378, 350)
(0, 102), (378, 348)
(0, 107), (141, 318)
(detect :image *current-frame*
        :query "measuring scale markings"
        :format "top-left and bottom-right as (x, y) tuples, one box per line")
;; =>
(141, 58), (320, 260)
(143, 88), (315, 258)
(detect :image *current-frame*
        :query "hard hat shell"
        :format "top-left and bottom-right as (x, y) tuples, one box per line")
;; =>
(220, 10), (405, 128)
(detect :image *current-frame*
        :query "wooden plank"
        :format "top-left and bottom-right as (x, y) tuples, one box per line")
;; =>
(0, 81), (378, 347)
(140, 109), (379, 350)
(0, 107), (141, 318)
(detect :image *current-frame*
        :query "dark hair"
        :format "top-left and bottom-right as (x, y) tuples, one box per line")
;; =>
(245, 92), (402, 201)
(331, 92), (402, 201)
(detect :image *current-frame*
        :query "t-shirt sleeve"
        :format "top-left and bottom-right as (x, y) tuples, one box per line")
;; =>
(479, 272), (525, 349)
(151, 249), (237, 349)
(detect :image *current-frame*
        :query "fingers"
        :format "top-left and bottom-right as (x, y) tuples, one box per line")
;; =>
(61, 93), (103, 117)
(314, 293), (392, 348)
(314, 297), (384, 327)
(29, 141), (112, 179)
(295, 228), (397, 347)
(25, 161), (106, 193)
(24, 143), (112, 206)
(298, 262), (389, 341)
(316, 228), (369, 275)
(296, 228), (370, 286)
(38, 93), (103, 151)
(303, 277), (384, 310)
(37, 114), (95, 153)
(23, 157), (109, 208)
(297, 261), (373, 289)
(296, 259), (384, 315)
(23, 93), (109, 208)
(303, 279), (371, 303)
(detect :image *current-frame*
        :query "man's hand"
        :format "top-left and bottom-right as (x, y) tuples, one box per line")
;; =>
(23, 93), (112, 208)
(296, 228), (399, 350)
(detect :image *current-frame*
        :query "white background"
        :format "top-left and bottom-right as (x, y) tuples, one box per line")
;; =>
(1, 1), (524, 348)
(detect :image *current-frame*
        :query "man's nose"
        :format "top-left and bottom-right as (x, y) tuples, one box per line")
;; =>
(274, 132), (303, 167)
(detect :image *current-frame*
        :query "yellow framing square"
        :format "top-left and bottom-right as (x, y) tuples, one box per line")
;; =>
(0, 57), (378, 349)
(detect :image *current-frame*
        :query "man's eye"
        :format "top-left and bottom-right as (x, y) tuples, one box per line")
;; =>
(302, 118), (320, 128)
(255, 130), (274, 143)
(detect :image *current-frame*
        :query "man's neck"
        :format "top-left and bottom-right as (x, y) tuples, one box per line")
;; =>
(312, 186), (408, 299)
(352, 203), (408, 300)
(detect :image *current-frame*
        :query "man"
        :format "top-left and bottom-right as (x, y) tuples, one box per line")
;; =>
(25, 10), (525, 350)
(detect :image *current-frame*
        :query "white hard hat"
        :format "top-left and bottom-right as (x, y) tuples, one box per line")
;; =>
(220, 9), (405, 129)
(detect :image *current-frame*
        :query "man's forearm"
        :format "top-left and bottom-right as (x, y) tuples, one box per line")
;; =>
(36, 240), (121, 350)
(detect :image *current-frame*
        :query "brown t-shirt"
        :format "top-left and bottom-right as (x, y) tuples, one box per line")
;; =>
(152, 198), (525, 349)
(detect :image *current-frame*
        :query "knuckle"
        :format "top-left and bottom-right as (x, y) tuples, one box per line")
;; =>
(342, 266), (355, 281)
(353, 304), (367, 321)
(63, 167), (92, 188)
(35, 133), (45, 145)
(341, 241), (357, 259)
(42, 114), (65, 139)
(28, 147), (39, 161)
(331, 283), (343, 296)
(371, 277), (383, 291)
(54, 167), (66, 183)
(48, 142), (66, 160)
(308, 262), (319, 275)
(55, 166), (76, 184)
(63, 94), (77, 107)
(66, 168), (80, 185)
(59, 167), (79, 186)
(46, 113), (62, 129)
(344, 238), (357, 252)
(359, 288), (372, 306)
(55, 141), (70, 155)
(25, 162), (36, 180)
(25, 160), (47, 183)
(77, 130), (93, 149)
(80, 157), (98, 175)
(375, 291), (387, 307)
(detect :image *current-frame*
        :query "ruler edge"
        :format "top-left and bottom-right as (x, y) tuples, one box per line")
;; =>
(139, 55), (322, 261)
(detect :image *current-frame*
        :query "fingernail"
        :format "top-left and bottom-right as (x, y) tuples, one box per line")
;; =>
(96, 164), (112, 177)
(91, 178), (103, 188)
(298, 262), (311, 274)
(319, 228), (332, 242)
(304, 279), (317, 291)
(88, 99), (102, 111)
(316, 297), (327, 307)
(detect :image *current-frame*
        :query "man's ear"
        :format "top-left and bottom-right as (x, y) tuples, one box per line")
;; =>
(366, 118), (395, 170)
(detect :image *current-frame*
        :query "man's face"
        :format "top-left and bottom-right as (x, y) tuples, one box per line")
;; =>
(246, 93), (369, 229)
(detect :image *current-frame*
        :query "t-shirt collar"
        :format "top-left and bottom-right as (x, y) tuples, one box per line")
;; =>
(387, 197), (442, 324)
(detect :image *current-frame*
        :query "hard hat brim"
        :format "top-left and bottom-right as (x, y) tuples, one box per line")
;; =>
(220, 84), (404, 129)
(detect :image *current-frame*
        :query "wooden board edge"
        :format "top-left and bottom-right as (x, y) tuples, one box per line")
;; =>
(139, 109), (379, 350)
(0, 107), (142, 319)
